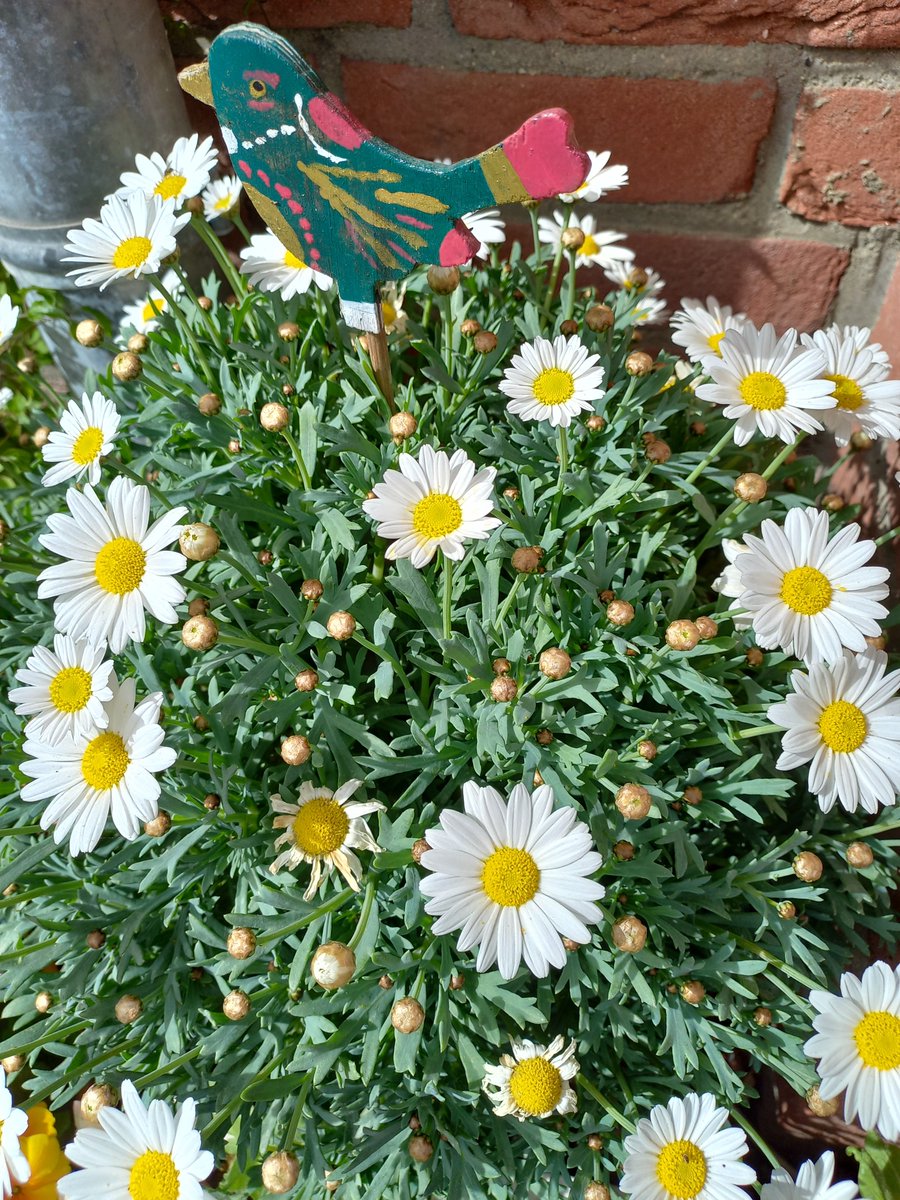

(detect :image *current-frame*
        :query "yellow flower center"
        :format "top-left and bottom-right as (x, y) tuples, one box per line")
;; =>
(214, 194), (234, 211)
(578, 233), (599, 257)
(49, 666), (93, 714)
(739, 370), (787, 410)
(128, 1149), (180, 1200)
(818, 700), (868, 753)
(284, 249), (305, 269)
(532, 367), (576, 407)
(826, 372), (865, 411)
(292, 795), (350, 856)
(71, 426), (105, 466)
(508, 1055), (563, 1116)
(153, 173), (187, 201)
(112, 236), (153, 270)
(655, 1139), (708, 1199)
(411, 492), (463, 541)
(81, 731), (130, 791)
(779, 565), (832, 615)
(854, 1010), (900, 1071)
(382, 300), (397, 324)
(707, 330), (727, 354)
(481, 846), (540, 907)
(94, 537), (146, 595)
(141, 297), (165, 324)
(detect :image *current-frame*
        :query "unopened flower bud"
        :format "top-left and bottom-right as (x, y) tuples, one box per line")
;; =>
(197, 295), (213, 311)
(427, 265), (460, 294)
(561, 227), (585, 251)
(734, 473), (767, 503)
(616, 784), (651, 820)
(227, 438), (241, 454)
(586, 414), (605, 431)
(512, 545), (543, 574)
(492, 657), (511, 675)
(612, 915), (647, 953)
(587, 1134), (604, 1152)
(606, 600), (634, 626)
(327, 610), (356, 641)
(584, 1184), (611, 1200)
(223, 928), (256, 960)
(502, 485), (520, 500)
(259, 402), (289, 432)
(112, 351), (142, 382)
(558, 319), (578, 335)
(80, 1083), (118, 1125)
(87, 929), (106, 950)
(533, 769), (545, 786)
(311, 941), (356, 990)
(753, 1006), (773, 1027)
(746, 647), (764, 668)
(127, 333), (150, 355)
(223, 989), (250, 1020)
(17, 353), (37, 374)
(646, 439), (671, 464)
(75, 318), (104, 347)
(197, 392), (221, 416)
(539, 647), (571, 680)
(846, 841), (874, 868)
(182, 615), (218, 651)
(203, 793), (221, 812)
(34, 991), (52, 1013)
(379, 974), (393, 989)
(449, 973), (465, 990)
(294, 669), (319, 693)
(391, 997), (425, 1033)
(194, 714), (209, 731)
(850, 431), (873, 451)
(0, 1055), (23, 1076)
(179, 522), (220, 561)
(144, 811), (171, 837)
(257, 549), (273, 566)
(278, 321), (300, 342)
(280, 735), (311, 766)
(777, 900), (796, 920)
(613, 840), (635, 861)
(409, 837), (431, 865)
(695, 616), (718, 640)
(460, 318), (481, 337)
(408, 1135), (433, 1163)
(680, 980), (705, 1005)
(865, 635), (888, 651)
(637, 739), (657, 761)
(473, 330), (498, 354)
(491, 675), (518, 702)
(683, 786), (702, 807)
(300, 578), (324, 603)
(562, 937), (580, 952)
(115, 994), (142, 1024)
(625, 351), (653, 377)
(805, 1084), (840, 1116)
(536, 728), (554, 746)
(585, 304), (614, 332)
(32, 426), (50, 449)
(390, 411), (418, 441)
(793, 851), (823, 882)
(822, 492), (845, 512)
(666, 620), (701, 651)
(261, 1150), (300, 1194)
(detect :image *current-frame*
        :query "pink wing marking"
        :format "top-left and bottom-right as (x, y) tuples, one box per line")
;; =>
(396, 213), (432, 230)
(237, 160), (252, 178)
(310, 248), (322, 261)
(256, 169), (271, 187)
(346, 220), (378, 269)
(243, 69), (281, 87)
(299, 218), (311, 230)
(287, 199), (304, 214)
(388, 240), (417, 264)
(248, 99), (275, 112)
(274, 183), (292, 199)
(308, 94), (370, 151)
(303, 232), (315, 244)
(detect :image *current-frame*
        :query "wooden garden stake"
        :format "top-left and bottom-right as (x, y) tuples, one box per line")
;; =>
(366, 323), (395, 410)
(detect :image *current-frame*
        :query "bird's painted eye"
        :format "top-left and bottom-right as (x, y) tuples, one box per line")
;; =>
(248, 79), (267, 98)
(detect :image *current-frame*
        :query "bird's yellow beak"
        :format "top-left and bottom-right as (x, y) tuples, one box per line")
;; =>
(178, 60), (213, 106)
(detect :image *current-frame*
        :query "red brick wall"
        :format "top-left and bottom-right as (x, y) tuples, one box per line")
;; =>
(160, 0), (900, 357)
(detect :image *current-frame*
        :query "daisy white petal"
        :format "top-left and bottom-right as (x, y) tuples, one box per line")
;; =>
(9, 633), (115, 744)
(120, 270), (183, 334)
(201, 174), (242, 221)
(605, 261), (665, 298)
(0, 1066), (31, 1194)
(119, 133), (218, 205)
(761, 1150), (858, 1200)
(671, 296), (751, 364)
(0, 293), (19, 350)
(239, 229), (333, 298)
(41, 391), (120, 487)
(63, 193), (190, 291)
(482, 1037), (579, 1120)
(499, 334), (605, 429)
(800, 325), (900, 446)
(462, 209), (505, 259)
(558, 149), (628, 202)
(537, 210), (633, 271)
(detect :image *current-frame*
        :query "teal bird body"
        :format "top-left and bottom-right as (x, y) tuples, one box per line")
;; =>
(180, 23), (589, 330)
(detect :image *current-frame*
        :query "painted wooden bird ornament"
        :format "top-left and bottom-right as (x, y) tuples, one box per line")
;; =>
(179, 23), (589, 332)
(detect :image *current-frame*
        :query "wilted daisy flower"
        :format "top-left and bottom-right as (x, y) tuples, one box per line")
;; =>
(0, 1065), (30, 1197)
(558, 148), (628, 202)
(499, 334), (605, 428)
(380, 281), (408, 335)
(620, 1092), (756, 1200)
(63, 192), (190, 290)
(733, 507), (889, 664)
(420, 781), (605, 979)
(120, 269), (183, 334)
(201, 173), (242, 221)
(670, 296), (749, 364)
(761, 1150), (858, 1200)
(21, 675), (174, 855)
(239, 230), (333, 298)
(462, 209), (505, 259)
(362, 445), (501, 569)
(605, 261), (665, 297)
(483, 1036), (579, 1121)
(769, 648), (900, 815)
(538, 211), (634, 272)
(9, 634), (114, 744)
(38, 476), (187, 654)
(270, 780), (385, 901)
(712, 538), (752, 631)
(58, 1078), (214, 1200)
(40, 391), (120, 487)
(0, 292), (19, 349)
(805, 960), (900, 1142)
(800, 326), (900, 446)
(695, 323), (835, 445)
(119, 132), (219, 205)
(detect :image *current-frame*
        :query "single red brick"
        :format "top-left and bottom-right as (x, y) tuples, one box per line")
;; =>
(871, 257), (900, 372)
(264, 0), (411, 25)
(781, 89), (900, 227)
(449, 0), (900, 48)
(341, 62), (775, 204)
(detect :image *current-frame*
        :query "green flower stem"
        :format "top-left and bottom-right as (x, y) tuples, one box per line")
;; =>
(0, 1021), (90, 1060)
(543, 205), (571, 321)
(839, 817), (900, 840)
(148, 273), (215, 389)
(348, 881), (376, 951)
(230, 212), (253, 244)
(283, 1072), (313, 1146)
(282, 428), (313, 492)
(190, 213), (245, 300)
(564, 250), (578, 321)
(132, 1044), (203, 1087)
(577, 1073), (636, 1133)
(202, 1052), (287, 1139)
(352, 632), (416, 699)
(687, 723), (781, 749)
(494, 572), (525, 629)
(876, 523), (900, 547)
(171, 262), (225, 350)
(217, 633), (281, 657)
(440, 294), (455, 409)
(684, 426), (735, 487)
(258, 889), (355, 948)
(550, 425), (570, 527)
(442, 554), (454, 642)
(27, 1036), (143, 1104)
(730, 1108), (782, 1171)
(528, 204), (542, 273)
(734, 935), (823, 992)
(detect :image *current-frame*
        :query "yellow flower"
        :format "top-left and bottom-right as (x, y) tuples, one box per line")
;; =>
(14, 1106), (69, 1199)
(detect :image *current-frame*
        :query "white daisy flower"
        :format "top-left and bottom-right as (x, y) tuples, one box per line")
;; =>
(732, 507), (889, 664)
(239, 230), (333, 299)
(761, 1150), (858, 1200)
(0, 387), (12, 412)
(558, 149), (628, 202)
(620, 1092), (756, 1200)
(419, 781), (605, 980)
(9, 634), (114, 745)
(829, 324), (890, 370)
(58, 1078), (214, 1200)
(0, 1065), (30, 1197)
(120, 269), (183, 334)
(670, 297), (750, 364)
(462, 208), (505, 259)
(20, 676), (176, 856)
(362, 445), (501, 569)
(270, 780), (385, 901)
(0, 293), (19, 350)
(799, 326), (900, 446)
(119, 132), (219, 205)
(695, 323), (835, 446)
(769, 648), (900, 815)
(37, 476), (187, 654)
(805, 960), (900, 1143)
(604, 261), (665, 297)
(482, 1036), (579, 1121)
(499, 333), (605, 428)
(537, 211), (634, 272)
(63, 192), (190, 291)
(712, 538), (752, 631)
(40, 391), (120, 488)
(633, 295), (668, 326)
(201, 173), (242, 221)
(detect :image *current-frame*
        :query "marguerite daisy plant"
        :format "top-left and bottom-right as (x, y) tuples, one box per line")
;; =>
(761, 1151), (858, 1200)
(201, 174), (243, 222)
(800, 325), (900, 446)
(482, 1036), (579, 1121)
(362, 445), (501, 569)
(120, 269), (183, 335)
(670, 296), (748, 364)
(558, 148), (628, 202)
(537, 211), (634, 272)
(37, 476), (187, 654)
(0, 292), (19, 350)
(118, 132), (219, 205)
(0, 1066), (30, 1198)
(20, 676), (176, 856)
(499, 334), (605, 428)
(805, 960), (900, 1142)
(769, 648), (900, 814)
(269, 780), (384, 901)
(9, 634), (114, 745)
(462, 209), (506, 259)
(730, 507), (889, 664)
(620, 1092), (756, 1200)
(419, 781), (605, 979)
(40, 391), (120, 487)
(58, 1079), (214, 1200)
(239, 230), (333, 299)
(63, 192), (189, 290)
